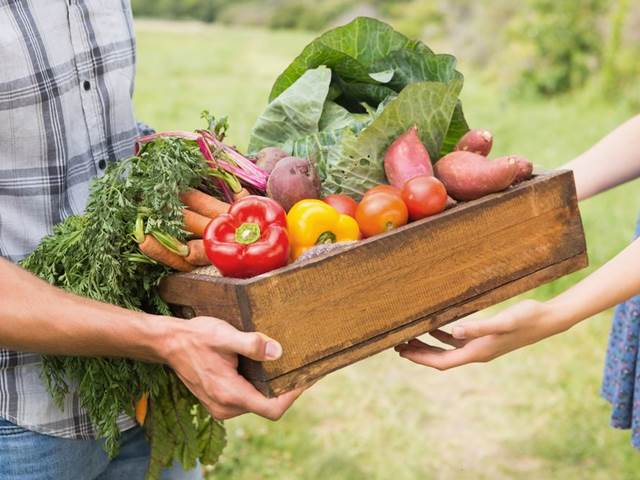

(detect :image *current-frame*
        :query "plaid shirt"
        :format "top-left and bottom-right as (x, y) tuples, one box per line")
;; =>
(0, 0), (142, 438)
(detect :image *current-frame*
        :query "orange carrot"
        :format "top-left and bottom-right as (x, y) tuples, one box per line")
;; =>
(135, 392), (149, 426)
(233, 188), (250, 201)
(182, 209), (211, 237)
(179, 188), (230, 218)
(185, 239), (210, 266)
(139, 235), (194, 272)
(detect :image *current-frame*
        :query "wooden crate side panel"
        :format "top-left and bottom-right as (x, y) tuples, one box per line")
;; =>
(252, 253), (587, 396)
(246, 174), (583, 377)
(158, 275), (246, 330)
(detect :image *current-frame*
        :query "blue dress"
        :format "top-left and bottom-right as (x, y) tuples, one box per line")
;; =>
(602, 216), (640, 447)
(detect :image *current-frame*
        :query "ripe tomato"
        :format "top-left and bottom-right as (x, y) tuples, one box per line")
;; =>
(323, 194), (358, 218)
(401, 175), (447, 220)
(355, 191), (408, 238)
(363, 184), (402, 199)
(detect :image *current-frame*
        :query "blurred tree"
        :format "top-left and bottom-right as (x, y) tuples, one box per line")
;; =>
(602, 0), (631, 95)
(514, 0), (607, 96)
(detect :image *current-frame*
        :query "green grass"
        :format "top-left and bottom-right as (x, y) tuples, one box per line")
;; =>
(133, 20), (640, 479)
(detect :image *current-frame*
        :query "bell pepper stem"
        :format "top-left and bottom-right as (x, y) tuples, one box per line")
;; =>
(235, 223), (261, 244)
(316, 231), (337, 245)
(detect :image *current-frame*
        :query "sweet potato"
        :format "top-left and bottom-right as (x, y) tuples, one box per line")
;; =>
(384, 125), (433, 188)
(496, 155), (534, 184)
(434, 151), (518, 201)
(267, 156), (320, 211)
(454, 129), (493, 156)
(255, 146), (289, 174)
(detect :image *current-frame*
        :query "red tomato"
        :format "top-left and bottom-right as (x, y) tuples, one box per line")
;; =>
(363, 184), (402, 199)
(401, 175), (447, 220)
(323, 194), (358, 218)
(355, 191), (408, 238)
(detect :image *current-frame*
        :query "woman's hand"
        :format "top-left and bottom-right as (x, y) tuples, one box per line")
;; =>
(395, 300), (570, 370)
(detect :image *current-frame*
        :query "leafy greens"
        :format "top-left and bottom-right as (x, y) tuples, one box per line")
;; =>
(249, 17), (469, 198)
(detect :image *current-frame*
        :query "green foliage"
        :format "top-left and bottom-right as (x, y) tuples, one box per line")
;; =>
(509, 0), (607, 96)
(131, 0), (229, 23)
(20, 137), (224, 478)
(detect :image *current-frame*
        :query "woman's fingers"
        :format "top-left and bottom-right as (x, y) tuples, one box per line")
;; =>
(428, 329), (468, 348)
(451, 315), (514, 340)
(396, 340), (489, 370)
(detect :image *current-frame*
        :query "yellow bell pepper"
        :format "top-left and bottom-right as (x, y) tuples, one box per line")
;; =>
(287, 199), (360, 260)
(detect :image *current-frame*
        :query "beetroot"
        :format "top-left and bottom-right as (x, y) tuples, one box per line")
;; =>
(434, 151), (518, 201)
(384, 125), (433, 188)
(454, 129), (493, 156)
(255, 146), (289, 174)
(267, 156), (320, 211)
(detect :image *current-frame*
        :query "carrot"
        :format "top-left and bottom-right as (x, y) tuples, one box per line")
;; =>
(179, 188), (230, 218)
(135, 392), (149, 426)
(182, 209), (211, 237)
(233, 188), (250, 201)
(185, 239), (210, 266)
(139, 235), (194, 272)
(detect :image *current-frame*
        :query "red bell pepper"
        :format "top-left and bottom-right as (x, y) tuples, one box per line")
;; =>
(203, 196), (289, 278)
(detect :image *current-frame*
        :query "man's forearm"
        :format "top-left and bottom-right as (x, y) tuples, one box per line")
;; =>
(563, 114), (640, 200)
(0, 257), (170, 362)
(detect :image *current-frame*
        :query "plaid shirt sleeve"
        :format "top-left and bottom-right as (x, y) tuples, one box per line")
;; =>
(0, 0), (140, 439)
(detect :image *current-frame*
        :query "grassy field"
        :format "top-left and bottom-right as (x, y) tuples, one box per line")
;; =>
(134, 20), (640, 480)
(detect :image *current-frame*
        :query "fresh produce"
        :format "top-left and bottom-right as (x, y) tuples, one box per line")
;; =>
(135, 393), (149, 426)
(355, 188), (409, 238)
(503, 155), (534, 183)
(180, 188), (230, 218)
(454, 129), (493, 156)
(182, 209), (212, 237)
(401, 175), (448, 220)
(384, 125), (433, 188)
(364, 184), (402, 198)
(248, 17), (470, 199)
(255, 146), (289, 173)
(323, 194), (358, 218)
(287, 199), (360, 260)
(266, 156), (321, 211)
(434, 151), (519, 201)
(185, 239), (210, 266)
(204, 196), (289, 278)
(137, 234), (194, 273)
(20, 126), (242, 478)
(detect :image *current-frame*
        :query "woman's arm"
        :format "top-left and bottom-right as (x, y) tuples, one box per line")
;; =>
(396, 236), (640, 370)
(564, 114), (640, 200)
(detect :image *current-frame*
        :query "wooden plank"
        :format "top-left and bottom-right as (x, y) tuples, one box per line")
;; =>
(243, 172), (583, 378)
(158, 275), (246, 330)
(251, 252), (587, 396)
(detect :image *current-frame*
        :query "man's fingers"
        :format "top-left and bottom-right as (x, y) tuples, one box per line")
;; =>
(213, 325), (283, 361)
(233, 382), (306, 420)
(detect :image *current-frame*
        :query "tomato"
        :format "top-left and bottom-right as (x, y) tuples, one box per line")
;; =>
(323, 194), (358, 218)
(355, 191), (408, 238)
(401, 175), (447, 220)
(363, 184), (402, 199)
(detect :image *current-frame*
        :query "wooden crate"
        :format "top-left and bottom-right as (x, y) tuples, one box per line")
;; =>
(159, 170), (587, 396)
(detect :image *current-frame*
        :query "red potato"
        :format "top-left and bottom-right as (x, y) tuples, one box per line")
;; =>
(384, 125), (433, 188)
(454, 129), (493, 156)
(267, 156), (321, 211)
(434, 151), (518, 201)
(496, 155), (534, 184)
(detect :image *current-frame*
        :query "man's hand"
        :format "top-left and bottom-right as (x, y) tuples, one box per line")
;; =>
(395, 300), (568, 370)
(159, 316), (304, 420)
